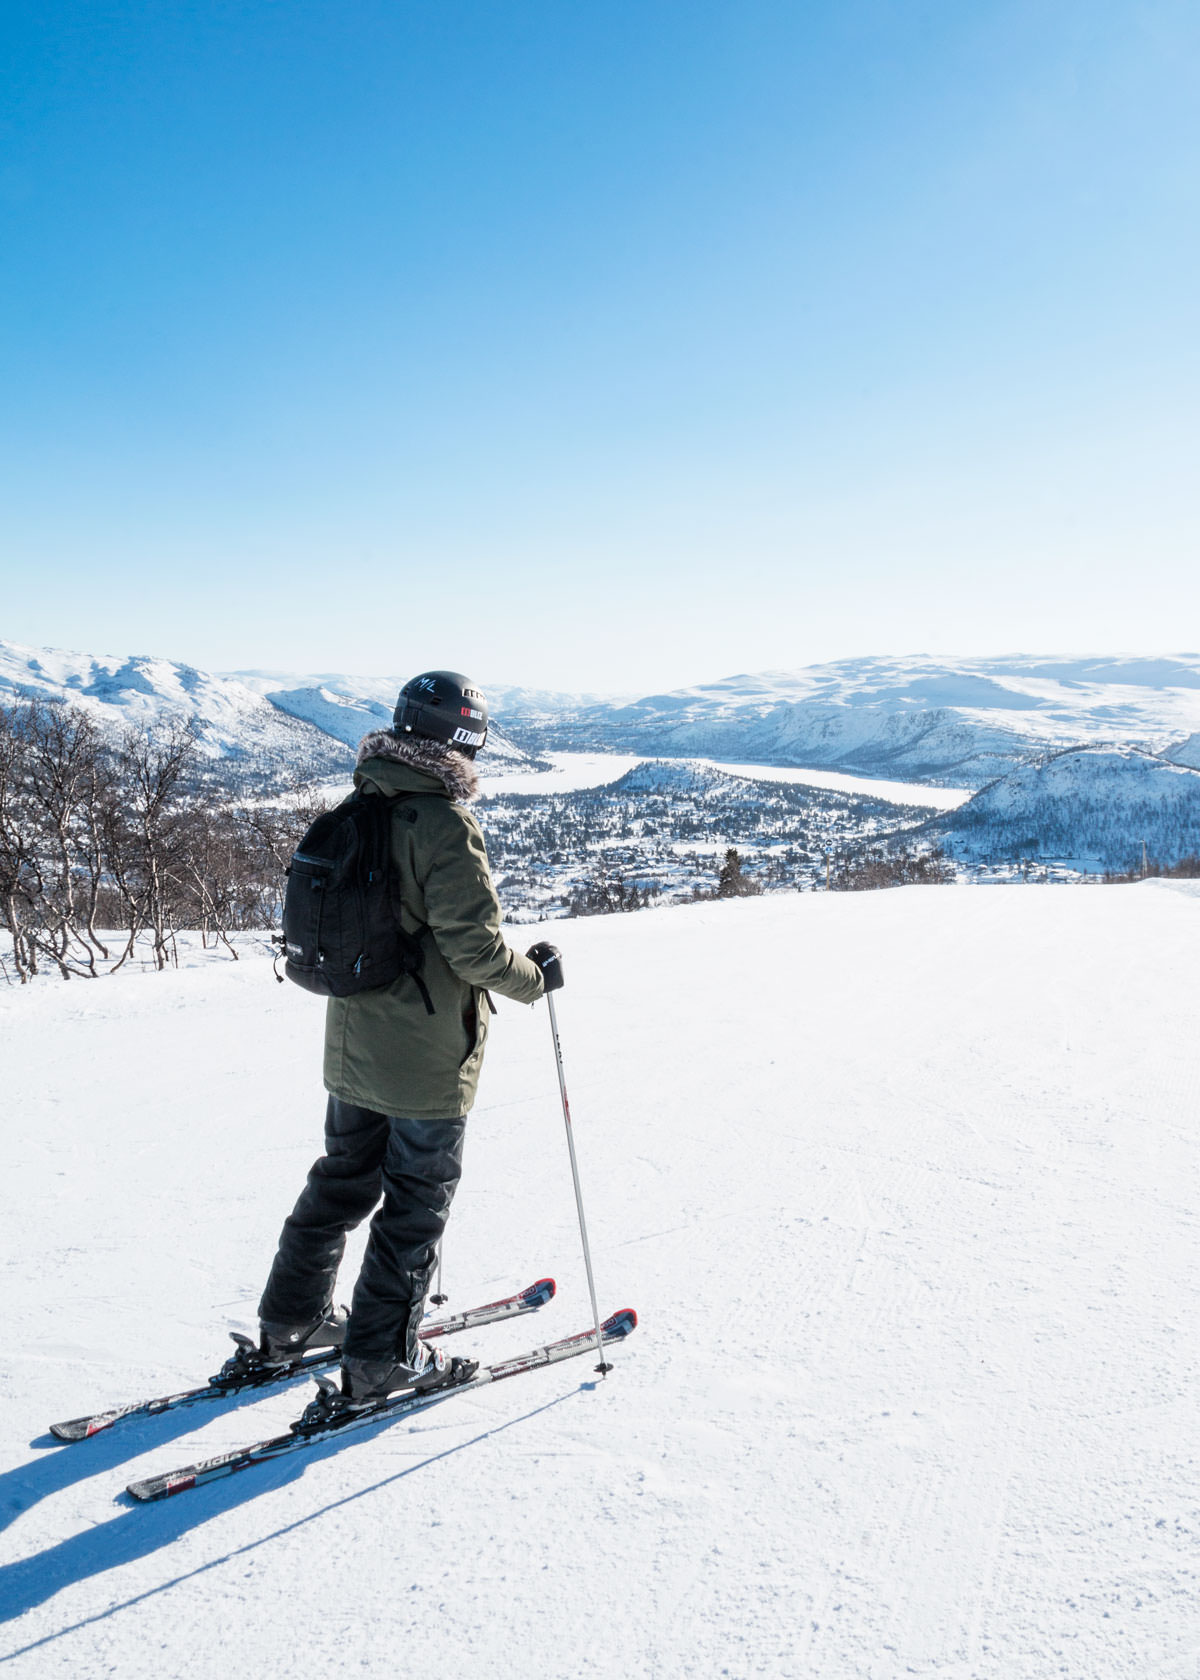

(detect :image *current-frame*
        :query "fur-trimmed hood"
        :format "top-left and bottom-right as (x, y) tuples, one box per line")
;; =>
(355, 729), (479, 802)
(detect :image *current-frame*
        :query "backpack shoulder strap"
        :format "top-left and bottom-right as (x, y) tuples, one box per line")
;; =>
(359, 788), (435, 1015)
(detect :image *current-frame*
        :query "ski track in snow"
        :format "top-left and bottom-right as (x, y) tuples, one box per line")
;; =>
(1, 883), (1199, 1676)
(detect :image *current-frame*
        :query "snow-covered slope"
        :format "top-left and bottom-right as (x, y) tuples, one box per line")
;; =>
(932, 745), (1200, 869)
(555, 653), (1200, 784)
(231, 669), (398, 747)
(1166, 731), (1200, 770)
(3, 883), (1198, 1676)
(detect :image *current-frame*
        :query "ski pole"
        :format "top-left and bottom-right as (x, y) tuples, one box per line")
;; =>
(545, 990), (611, 1375)
(430, 1240), (448, 1306)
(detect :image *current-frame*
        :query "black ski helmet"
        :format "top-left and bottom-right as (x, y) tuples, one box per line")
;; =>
(393, 671), (489, 757)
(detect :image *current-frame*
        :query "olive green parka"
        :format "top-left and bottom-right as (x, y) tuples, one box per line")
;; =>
(323, 739), (544, 1119)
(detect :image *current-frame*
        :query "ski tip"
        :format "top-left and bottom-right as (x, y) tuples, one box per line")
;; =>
(601, 1308), (638, 1338)
(49, 1418), (92, 1443)
(50, 1414), (116, 1442)
(523, 1277), (557, 1303)
(127, 1471), (194, 1502)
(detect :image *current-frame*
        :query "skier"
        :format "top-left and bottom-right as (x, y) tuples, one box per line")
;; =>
(256, 671), (563, 1404)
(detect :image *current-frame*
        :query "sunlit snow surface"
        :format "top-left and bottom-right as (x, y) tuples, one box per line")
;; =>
(2, 883), (1199, 1676)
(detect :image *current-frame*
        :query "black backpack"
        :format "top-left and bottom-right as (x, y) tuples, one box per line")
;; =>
(279, 791), (434, 1009)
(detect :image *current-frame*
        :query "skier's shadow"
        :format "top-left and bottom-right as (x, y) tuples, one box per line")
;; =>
(0, 1387), (581, 1652)
(0, 1370), (324, 1538)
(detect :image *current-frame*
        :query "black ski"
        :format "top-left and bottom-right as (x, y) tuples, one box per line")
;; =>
(126, 1307), (637, 1502)
(50, 1277), (556, 1442)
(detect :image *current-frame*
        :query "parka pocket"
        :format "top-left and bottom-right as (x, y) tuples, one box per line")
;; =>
(459, 988), (489, 1069)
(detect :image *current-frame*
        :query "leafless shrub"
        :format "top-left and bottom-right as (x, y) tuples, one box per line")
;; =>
(1103, 854), (1200, 883)
(0, 699), (329, 982)
(829, 848), (956, 892)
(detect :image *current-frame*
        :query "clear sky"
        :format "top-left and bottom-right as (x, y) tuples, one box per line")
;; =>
(2, 1), (1198, 693)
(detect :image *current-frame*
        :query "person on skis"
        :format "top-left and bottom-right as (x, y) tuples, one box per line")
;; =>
(256, 671), (563, 1404)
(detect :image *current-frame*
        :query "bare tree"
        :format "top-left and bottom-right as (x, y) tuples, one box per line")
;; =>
(0, 706), (39, 981)
(17, 703), (113, 977)
(828, 847), (955, 891)
(0, 698), (331, 983)
(98, 722), (200, 971)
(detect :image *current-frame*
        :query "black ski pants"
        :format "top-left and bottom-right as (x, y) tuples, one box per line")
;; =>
(258, 1097), (466, 1364)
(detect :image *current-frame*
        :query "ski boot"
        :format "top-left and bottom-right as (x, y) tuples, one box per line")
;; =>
(257, 1304), (349, 1367)
(340, 1340), (479, 1408)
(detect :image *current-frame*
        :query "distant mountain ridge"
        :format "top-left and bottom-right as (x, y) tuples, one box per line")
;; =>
(6, 639), (1200, 799)
(538, 654), (1200, 785)
(229, 669), (540, 766)
(0, 639), (352, 783)
(229, 651), (1200, 787)
(5, 637), (1200, 874)
(0, 640), (541, 784)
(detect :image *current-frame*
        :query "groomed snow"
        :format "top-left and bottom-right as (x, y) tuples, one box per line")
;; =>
(2, 884), (1198, 1677)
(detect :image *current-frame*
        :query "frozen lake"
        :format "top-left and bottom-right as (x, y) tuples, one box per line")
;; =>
(480, 751), (973, 809)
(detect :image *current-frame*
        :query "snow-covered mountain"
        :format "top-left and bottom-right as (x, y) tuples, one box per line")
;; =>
(0, 641), (542, 783)
(0, 638), (352, 782)
(929, 744), (1200, 871)
(542, 654), (1200, 785)
(231, 668), (398, 746)
(8, 638), (1200, 838)
(231, 669), (537, 767)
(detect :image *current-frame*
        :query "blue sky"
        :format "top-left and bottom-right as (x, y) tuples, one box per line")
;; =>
(2, 1), (1198, 692)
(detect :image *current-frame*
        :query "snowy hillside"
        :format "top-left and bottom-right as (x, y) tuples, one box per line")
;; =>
(931, 746), (1200, 871)
(11, 638), (1200, 796)
(8, 638), (1200, 873)
(539, 653), (1200, 784)
(3, 883), (1199, 1676)
(0, 642), (539, 783)
(1167, 731), (1200, 770)
(231, 669), (397, 746)
(231, 670), (539, 771)
(0, 640), (352, 784)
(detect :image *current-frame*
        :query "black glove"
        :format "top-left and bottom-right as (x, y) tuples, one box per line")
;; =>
(526, 941), (564, 992)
